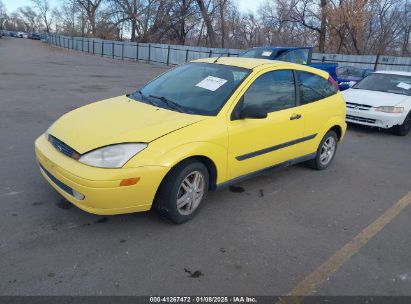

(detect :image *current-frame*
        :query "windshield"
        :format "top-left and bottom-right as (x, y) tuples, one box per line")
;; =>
(131, 63), (250, 116)
(277, 49), (310, 64)
(241, 49), (278, 59)
(353, 73), (411, 96)
(337, 66), (365, 78)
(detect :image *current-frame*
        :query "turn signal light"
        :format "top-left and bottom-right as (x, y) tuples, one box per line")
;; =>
(72, 152), (81, 160)
(120, 177), (140, 186)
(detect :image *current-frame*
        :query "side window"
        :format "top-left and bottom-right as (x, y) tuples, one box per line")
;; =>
(243, 70), (296, 112)
(298, 71), (337, 104)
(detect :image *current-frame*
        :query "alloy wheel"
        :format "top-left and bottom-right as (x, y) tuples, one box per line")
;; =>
(176, 171), (205, 216)
(320, 136), (336, 166)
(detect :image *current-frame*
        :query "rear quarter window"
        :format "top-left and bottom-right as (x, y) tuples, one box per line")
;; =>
(298, 71), (337, 104)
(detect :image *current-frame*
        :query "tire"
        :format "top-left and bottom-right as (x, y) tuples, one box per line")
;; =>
(153, 160), (209, 224)
(392, 112), (411, 136)
(308, 130), (338, 170)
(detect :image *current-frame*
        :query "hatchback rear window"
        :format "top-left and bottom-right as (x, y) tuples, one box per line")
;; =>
(298, 71), (338, 104)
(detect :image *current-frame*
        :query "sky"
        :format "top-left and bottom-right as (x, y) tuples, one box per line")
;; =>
(237, 0), (264, 12)
(3, 0), (264, 14)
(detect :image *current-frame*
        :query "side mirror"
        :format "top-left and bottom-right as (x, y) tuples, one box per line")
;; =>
(240, 105), (268, 119)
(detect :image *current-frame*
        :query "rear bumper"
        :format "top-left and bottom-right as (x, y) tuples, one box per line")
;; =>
(35, 134), (168, 215)
(346, 107), (407, 129)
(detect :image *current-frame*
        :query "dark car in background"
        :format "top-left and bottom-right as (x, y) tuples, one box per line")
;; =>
(337, 66), (373, 91)
(241, 46), (311, 63)
(29, 33), (41, 40)
(240, 46), (339, 81)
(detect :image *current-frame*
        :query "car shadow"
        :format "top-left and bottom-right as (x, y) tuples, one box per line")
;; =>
(346, 122), (394, 136)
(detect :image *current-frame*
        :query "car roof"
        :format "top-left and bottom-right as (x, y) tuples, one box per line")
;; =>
(193, 57), (329, 77)
(374, 70), (411, 77)
(250, 46), (313, 51)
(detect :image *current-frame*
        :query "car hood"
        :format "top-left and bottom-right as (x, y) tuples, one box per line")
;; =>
(343, 88), (409, 107)
(48, 96), (206, 154)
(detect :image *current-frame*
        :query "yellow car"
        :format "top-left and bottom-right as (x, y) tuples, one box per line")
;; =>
(35, 57), (346, 223)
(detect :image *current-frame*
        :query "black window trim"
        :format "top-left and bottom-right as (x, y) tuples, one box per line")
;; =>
(231, 69), (299, 120)
(293, 70), (301, 106)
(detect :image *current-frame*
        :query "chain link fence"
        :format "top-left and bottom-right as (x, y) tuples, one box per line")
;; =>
(46, 34), (411, 72)
(312, 53), (411, 72)
(46, 34), (242, 66)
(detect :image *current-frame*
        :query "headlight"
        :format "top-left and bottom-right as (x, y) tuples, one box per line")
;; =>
(79, 143), (147, 168)
(375, 106), (404, 113)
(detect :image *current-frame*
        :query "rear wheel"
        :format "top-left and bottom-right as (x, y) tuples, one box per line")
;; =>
(308, 131), (338, 170)
(392, 112), (411, 136)
(153, 160), (209, 224)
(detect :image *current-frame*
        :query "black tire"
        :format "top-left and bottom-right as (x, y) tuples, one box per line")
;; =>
(153, 159), (209, 224)
(308, 130), (338, 170)
(392, 112), (411, 136)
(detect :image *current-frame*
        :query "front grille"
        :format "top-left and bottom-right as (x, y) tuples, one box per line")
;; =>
(346, 102), (372, 111)
(48, 135), (80, 159)
(346, 115), (376, 124)
(39, 164), (73, 196)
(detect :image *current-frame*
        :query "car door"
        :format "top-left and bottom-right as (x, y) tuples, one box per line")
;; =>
(227, 69), (306, 180)
(296, 70), (340, 154)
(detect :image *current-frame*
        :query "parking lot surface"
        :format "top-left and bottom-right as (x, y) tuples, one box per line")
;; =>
(0, 37), (410, 296)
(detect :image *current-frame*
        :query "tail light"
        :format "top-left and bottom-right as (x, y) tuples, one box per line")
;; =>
(328, 76), (339, 91)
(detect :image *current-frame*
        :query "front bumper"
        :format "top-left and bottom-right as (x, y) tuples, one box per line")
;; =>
(35, 134), (168, 215)
(346, 107), (407, 129)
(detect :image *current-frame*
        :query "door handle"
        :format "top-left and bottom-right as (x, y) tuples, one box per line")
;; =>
(290, 114), (302, 120)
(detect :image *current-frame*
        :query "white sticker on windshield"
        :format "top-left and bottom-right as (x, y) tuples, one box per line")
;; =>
(262, 51), (272, 57)
(196, 76), (227, 91)
(397, 82), (411, 90)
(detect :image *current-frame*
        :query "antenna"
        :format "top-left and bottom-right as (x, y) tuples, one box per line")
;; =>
(213, 53), (225, 63)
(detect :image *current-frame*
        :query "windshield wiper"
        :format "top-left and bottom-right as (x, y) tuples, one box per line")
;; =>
(149, 94), (185, 113)
(131, 90), (160, 107)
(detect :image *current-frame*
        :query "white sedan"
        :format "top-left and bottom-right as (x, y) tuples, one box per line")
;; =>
(343, 71), (411, 136)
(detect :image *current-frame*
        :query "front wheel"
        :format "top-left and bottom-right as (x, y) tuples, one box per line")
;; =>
(153, 160), (209, 224)
(392, 112), (411, 136)
(308, 131), (338, 170)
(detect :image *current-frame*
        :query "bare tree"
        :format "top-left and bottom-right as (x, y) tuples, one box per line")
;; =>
(326, 0), (406, 55)
(18, 6), (41, 32)
(318, 0), (327, 52)
(196, 0), (217, 46)
(218, 0), (228, 47)
(281, 0), (328, 52)
(0, 0), (7, 31)
(107, 0), (140, 41)
(3, 0), (408, 55)
(401, 1), (411, 55)
(169, 0), (198, 44)
(76, 0), (103, 35)
(31, 0), (52, 32)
